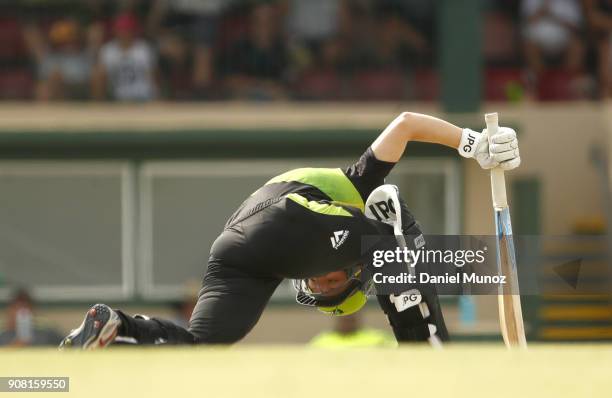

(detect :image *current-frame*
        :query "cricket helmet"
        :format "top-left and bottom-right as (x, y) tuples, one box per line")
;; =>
(293, 267), (374, 316)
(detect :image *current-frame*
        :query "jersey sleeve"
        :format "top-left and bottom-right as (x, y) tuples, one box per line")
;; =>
(343, 147), (397, 201)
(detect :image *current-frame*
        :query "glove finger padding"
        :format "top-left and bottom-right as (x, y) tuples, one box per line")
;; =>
(490, 140), (518, 154)
(492, 148), (520, 163)
(500, 156), (521, 170)
(489, 127), (517, 144)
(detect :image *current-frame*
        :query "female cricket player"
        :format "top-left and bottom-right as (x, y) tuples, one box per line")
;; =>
(60, 112), (520, 348)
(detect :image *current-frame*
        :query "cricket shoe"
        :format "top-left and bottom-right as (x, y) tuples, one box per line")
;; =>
(59, 304), (122, 350)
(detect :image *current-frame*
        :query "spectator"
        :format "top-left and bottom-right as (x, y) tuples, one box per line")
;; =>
(0, 6), (32, 100)
(369, 3), (429, 70)
(24, 19), (94, 101)
(317, 0), (429, 80)
(295, 0), (359, 73)
(0, 288), (63, 347)
(92, 13), (157, 101)
(220, 2), (288, 100)
(336, 0), (375, 73)
(400, 0), (436, 44)
(323, 1), (429, 73)
(285, 0), (341, 69)
(286, 0), (341, 45)
(483, 1), (521, 67)
(521, 0), (585, 91)
(148, 0), (231, 99)
(583, 0), (612, 97)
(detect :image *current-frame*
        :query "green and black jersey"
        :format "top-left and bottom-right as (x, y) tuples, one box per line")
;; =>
(210, 148), (396, 279)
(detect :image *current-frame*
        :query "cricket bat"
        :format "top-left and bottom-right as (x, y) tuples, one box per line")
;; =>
(485, 112), (527, 348)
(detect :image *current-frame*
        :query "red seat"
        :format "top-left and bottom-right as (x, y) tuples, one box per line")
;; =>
(0, 18), (26, 60)
(294, 69), (343, 100)
(537, 69), (581, 101)
(0, 70), (34, 99)
(413, 68), (439, 101)
(350, 70), (407, 101)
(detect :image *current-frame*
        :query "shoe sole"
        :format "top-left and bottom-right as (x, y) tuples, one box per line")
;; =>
(60, 304), (121, 350)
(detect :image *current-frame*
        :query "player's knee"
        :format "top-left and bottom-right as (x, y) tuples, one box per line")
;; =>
(188, 320), (253, 345)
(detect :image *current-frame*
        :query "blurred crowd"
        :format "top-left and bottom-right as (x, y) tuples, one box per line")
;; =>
(0, 285), (197, 347)
(0, 288), (63, 347)
(1, 0), (612, 102)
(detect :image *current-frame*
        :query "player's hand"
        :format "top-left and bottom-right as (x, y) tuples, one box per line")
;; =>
(457, 127), (520, 171)
(484, 126), (520, 170)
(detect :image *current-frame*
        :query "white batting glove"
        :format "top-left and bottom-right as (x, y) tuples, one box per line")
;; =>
(485, 126), (520, 170)
(457, 127), (520, 171)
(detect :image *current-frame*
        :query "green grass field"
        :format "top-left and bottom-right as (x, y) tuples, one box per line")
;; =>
(1, 345), (610, 398)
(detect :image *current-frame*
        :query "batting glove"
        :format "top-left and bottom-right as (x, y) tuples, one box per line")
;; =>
(457, 127), (520, 171)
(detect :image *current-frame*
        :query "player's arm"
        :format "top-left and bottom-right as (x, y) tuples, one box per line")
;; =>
(371, 112), (520, 170)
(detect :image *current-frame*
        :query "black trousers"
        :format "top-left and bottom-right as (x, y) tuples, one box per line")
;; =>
(117, 257), (282, 345)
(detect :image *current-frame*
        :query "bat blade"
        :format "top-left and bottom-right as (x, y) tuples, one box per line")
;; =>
(495, 208), (527, 348)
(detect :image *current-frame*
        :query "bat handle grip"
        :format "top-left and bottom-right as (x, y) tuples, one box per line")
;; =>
(485, 113), (508, 209)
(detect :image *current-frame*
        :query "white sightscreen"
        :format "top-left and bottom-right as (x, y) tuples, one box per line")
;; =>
(0, 162), (134, 301)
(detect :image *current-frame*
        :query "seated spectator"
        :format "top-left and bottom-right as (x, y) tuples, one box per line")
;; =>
(483, 1), (521, 67)
(0, 11), (32, 100)
(92, 13), (157, 101)
(400, 0), (436, 43)
(521, 0), (585, 92)
(285, 0), (341, 69)
(0, 288), (63, 347)
(299, 0), (358, 74)
(331, 1), (429, 74)
(24, 19), (94, 101)
(220, 2), (288, 100)
(148, 0), (230, 99)
(286, 0), (340, 45)
(584, 0), (612, 97)
(370, 3), (429, 70)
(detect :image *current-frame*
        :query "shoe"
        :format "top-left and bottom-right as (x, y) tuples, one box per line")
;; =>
(59, 304), (122, 350)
